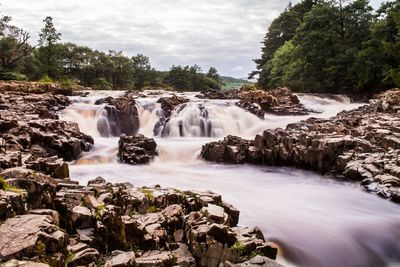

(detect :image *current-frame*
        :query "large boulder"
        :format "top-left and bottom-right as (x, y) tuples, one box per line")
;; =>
(118, 134), (158, 165)
(0, 214), (68, 265)
(95, 92), (140, 135)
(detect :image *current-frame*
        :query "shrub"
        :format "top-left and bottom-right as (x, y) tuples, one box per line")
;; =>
(93, 78), (112, 90)
(0, 72), (28, 81)
(38, 74), (53, 83)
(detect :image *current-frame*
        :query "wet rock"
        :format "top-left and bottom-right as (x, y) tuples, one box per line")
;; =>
(157, 95), (189, 118)
(95, 92), (140, 135)
(0, 214), (68, 262)
(118, 134), (158, 165)
(201, 88), (400, 203)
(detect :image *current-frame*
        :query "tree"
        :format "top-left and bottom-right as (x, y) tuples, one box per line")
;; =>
(0, 9), (32, 72)
(250, 0), (317, 87)
(38, 16), (61, 78)
(131, 54), (152, 89)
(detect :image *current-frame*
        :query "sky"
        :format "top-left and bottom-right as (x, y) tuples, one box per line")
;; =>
(1, 0), (385, 78)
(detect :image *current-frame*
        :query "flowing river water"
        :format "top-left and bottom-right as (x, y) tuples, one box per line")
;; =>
(60, 91), (400, 267)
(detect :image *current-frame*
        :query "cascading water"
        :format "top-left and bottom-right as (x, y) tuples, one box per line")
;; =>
(60, 91), (400, 267)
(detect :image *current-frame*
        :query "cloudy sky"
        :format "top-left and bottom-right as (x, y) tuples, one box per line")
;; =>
(1, 0), (385, 78)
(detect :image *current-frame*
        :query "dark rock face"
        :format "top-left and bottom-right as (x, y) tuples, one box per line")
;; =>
(95, 91), (140, 136)
(201, 89), (400, 203)
(154, 95), (189, 136)
(196, 89), (240, 100)
(0, 91), (93, 178)
(118, 134), (158, 165)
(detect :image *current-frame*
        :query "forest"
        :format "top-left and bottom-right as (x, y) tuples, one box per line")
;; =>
(250, 0), (400, 93)
(0, 13), (221, 91)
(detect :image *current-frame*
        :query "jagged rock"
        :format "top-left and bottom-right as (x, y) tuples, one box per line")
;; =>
(0, 214), (68, 263)
(0, 190), (27, 220)
(25, 156), (69, 179)
(0, 259), (50, 267)
(201, 88), (400, 203)
(105, 250), (136, 267)
(118, 134), (158, 165)
(135, 250), (175, 267)
(223, 256), (284, 267)
(95, 92), (140, 135)
(68, 247), (99, 266)
(1, 168), (58, 209)
(71, 206), (94, 229)
(154, 95), (189, 136)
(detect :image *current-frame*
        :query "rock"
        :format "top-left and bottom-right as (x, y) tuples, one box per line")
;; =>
(201, 88), (400, 203)
(71, 205), (94, 229)
(118, 134), (158, 165)
(0, 259), (50, 267)
(95, 92), (140, 135)
(223, 256), (284, 267)
(68, 247), (99, 266)
(105, 250), (136, 267)
(172, 243), (196, 267)
(135, 250), (175, 267)
(201, 204), (227, 224)
(0, 214), (67, 262)
(157, 95), (189, 118)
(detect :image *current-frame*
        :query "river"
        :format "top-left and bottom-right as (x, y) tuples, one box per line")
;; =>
(60, 90), (400, 267)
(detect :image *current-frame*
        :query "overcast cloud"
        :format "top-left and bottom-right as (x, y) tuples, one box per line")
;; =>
(1, 0), (385, 77)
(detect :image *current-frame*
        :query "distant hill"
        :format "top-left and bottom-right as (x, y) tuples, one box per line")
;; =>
(220, 76), (252, 90)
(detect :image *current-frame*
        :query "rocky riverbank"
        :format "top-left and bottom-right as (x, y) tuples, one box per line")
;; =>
(201, 89), (400, 203)
(196, 87), (312, 117)
(0, 85), (282, 266)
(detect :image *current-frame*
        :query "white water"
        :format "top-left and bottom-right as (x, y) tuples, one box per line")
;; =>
(61, 91), (400, 267)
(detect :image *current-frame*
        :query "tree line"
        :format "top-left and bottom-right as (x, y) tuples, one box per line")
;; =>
(0, 12), (221, 91)
(250, 0), (400, 94)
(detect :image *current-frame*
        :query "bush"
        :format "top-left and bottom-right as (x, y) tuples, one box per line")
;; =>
(0, 72), (28, 81)
(60, 78), (78, 88)
(92, 78), (112, 90)
(38, 74), (53, 83)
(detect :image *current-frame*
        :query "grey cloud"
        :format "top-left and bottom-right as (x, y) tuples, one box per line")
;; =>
(1, 0), (386, 77)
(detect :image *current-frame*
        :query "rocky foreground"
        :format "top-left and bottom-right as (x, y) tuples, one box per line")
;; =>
(0, 84), (282, 266)
(201, 89), (400, 203)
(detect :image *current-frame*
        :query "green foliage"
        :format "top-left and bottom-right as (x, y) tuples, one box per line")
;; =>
(59, 78), (78, 88)
(164, 65), (221, 91)
(0, 8), (33, 72)
(65, 251), (76, 265)
(0, 176), (23, 193)
(146, 206), (158, 213)
(95, 204), (106, 220)
(93, 78), (112, 90)
(0, 71), (27, 81)
(230, 241), (245, 254)
(252, 0), (400, 93)
(38, 74), (53, 83)
(141, 188), (154, 201)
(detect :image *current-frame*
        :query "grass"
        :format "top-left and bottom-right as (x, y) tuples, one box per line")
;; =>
(65, 251), (76, 265)
(38, 74), (53, 84)
(230, 241), (245, 254)
(0, 177), (24, 193)
(140, 188), (154, 201)
(95, 204), (106, 220)
(146, 206), (158, 213)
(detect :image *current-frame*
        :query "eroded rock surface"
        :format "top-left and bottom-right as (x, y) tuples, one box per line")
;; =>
(117, 134), (158, 165)
(201, 89), (400, 203)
